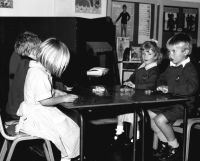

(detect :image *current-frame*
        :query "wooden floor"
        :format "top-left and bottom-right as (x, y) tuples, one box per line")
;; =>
(0, 122), (200, 161)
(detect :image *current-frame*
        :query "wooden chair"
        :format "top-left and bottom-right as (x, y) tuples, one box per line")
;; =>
(0, 113), (54, 161)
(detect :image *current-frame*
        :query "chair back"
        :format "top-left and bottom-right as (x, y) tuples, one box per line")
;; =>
(0, 113), (18, 140)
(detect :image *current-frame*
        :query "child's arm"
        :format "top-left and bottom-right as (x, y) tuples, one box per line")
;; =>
(115, 12), (122, 24)
(123, 81), (135, 88)
(39, 94), (78, 106)
(127, 12), (131, 21)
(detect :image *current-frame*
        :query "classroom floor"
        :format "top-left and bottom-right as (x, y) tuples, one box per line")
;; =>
(0, 122), (200, 161)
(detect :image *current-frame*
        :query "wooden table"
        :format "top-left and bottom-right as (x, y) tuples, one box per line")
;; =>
(61, 85), (188, 161)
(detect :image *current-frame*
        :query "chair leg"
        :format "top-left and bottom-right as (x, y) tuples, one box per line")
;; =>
(5, 138), (19, 161)
(45, 140), (54, 161)
(185, 120), (200, 161)
(0, 140), (8, 161)
(43, 142), (51, 161)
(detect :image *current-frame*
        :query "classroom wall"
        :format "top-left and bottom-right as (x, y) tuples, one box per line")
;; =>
(0, 0), (107, 18)
(0, 0), (54, 16)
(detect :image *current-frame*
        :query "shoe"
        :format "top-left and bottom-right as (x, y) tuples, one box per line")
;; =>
(111, 133), (132, 147)
(153, 141), (168, 158)
(158, 145), (180, 161)
(71, 155), (87, 161)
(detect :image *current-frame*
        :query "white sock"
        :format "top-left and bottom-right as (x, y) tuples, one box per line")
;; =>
(61, 157), (71, 161)
(168, 139), (179, 148)
(115, 125), (124, 135)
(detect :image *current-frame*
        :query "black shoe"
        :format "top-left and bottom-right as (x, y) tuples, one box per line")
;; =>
(159, 145), (180, 161)
(111, 133), (132, 147)
(71, 155), (87, 161)
(153, 141), (168, 158)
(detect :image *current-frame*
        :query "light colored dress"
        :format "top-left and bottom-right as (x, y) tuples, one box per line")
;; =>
(16, 60), (80, 159)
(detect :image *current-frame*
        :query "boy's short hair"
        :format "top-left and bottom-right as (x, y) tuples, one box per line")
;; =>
(166, 32), (192, 55)
(36, 38), (70, 77)
(140, 40), (163, 64)
(122, 4), (127, 9)
(14, 31), (41, 58)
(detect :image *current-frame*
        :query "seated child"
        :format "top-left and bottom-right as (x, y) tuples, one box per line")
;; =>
(16, 38), (80, 161)
(6, 31), (41, 120)
(148, 33), (199, 161)
(115, 40), (162, 140)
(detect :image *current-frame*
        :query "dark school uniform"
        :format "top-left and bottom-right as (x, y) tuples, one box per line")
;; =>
(127, 63), (159, 90)
(151, 60), (199, 123)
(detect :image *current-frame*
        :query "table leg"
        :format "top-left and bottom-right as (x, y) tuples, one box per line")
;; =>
(141, 109), (145, 161)
(133, 111), (137, 161)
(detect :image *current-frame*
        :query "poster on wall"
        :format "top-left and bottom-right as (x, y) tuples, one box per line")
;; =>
(116, 37), (130, 61)
(164, 7), (179, 32)
(138, 3), (151, 44)
(0, 0), (13, 8)
(111, 1), (135, 41)
(183, 8), (198, 32)
(75, 0), (101, 14)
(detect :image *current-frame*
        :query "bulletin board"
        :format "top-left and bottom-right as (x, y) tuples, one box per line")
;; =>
(111, 0), (156, 46)
(162, 6), (198, 46)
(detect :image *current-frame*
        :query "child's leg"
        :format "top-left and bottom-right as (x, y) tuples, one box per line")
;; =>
(121, 24), (124, 37)
(148, 110), (167, 143)
(124, 24), (127, 37)
(154, 114), (179, 148)
(116, 115), (125, 135)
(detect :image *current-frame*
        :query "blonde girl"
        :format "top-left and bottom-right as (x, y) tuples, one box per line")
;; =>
(16, 38), (79, 161)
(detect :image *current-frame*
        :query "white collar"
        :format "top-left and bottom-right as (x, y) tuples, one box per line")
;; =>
(170, 57), (190, 67)
(138, 62), (157, 70)
(29, 60), (51, 76)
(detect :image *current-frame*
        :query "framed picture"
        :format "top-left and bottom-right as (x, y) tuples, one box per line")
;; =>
(75, 0), (102, 14)
(0, 0), (13, 8)
(116, 37), (130, 61)
(163, 7), (179, 32)
(183, 8), (198, 32)
(111, 1), (135, 40)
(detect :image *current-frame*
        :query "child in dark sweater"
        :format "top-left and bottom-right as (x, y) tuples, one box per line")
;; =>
(148, 33), (199, 161)
(115, 40), (162, 138)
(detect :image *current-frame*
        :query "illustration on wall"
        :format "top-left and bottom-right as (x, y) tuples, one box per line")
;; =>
(163, 6), (198, 32)
(183, 8), (198, 32)
(0, 0), (13, 8)
(111, 1), (135, 41)
(164, 7), (179, 32)
(75, 0), (101, 14)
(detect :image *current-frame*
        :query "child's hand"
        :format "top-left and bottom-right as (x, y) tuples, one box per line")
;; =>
(64, 85), (73, 92)
(157, 86), (168, 93)
(123, 81), (135, 88)
(53, 89), (67, 97)
(63, 94), (78, 103)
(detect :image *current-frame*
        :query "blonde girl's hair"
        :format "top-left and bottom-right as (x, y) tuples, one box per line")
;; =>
(14, 31), (41, 57)
(36, 38), (70, 77)
(140, 40), (163, 64)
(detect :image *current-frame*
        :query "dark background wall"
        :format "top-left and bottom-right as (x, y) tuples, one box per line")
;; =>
(0, 17), (118, 109)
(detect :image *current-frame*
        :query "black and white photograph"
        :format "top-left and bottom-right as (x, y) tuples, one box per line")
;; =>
(1, 1), (200, 161)
(0, 0), (13, 8)
(75, 0), (101, 14)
